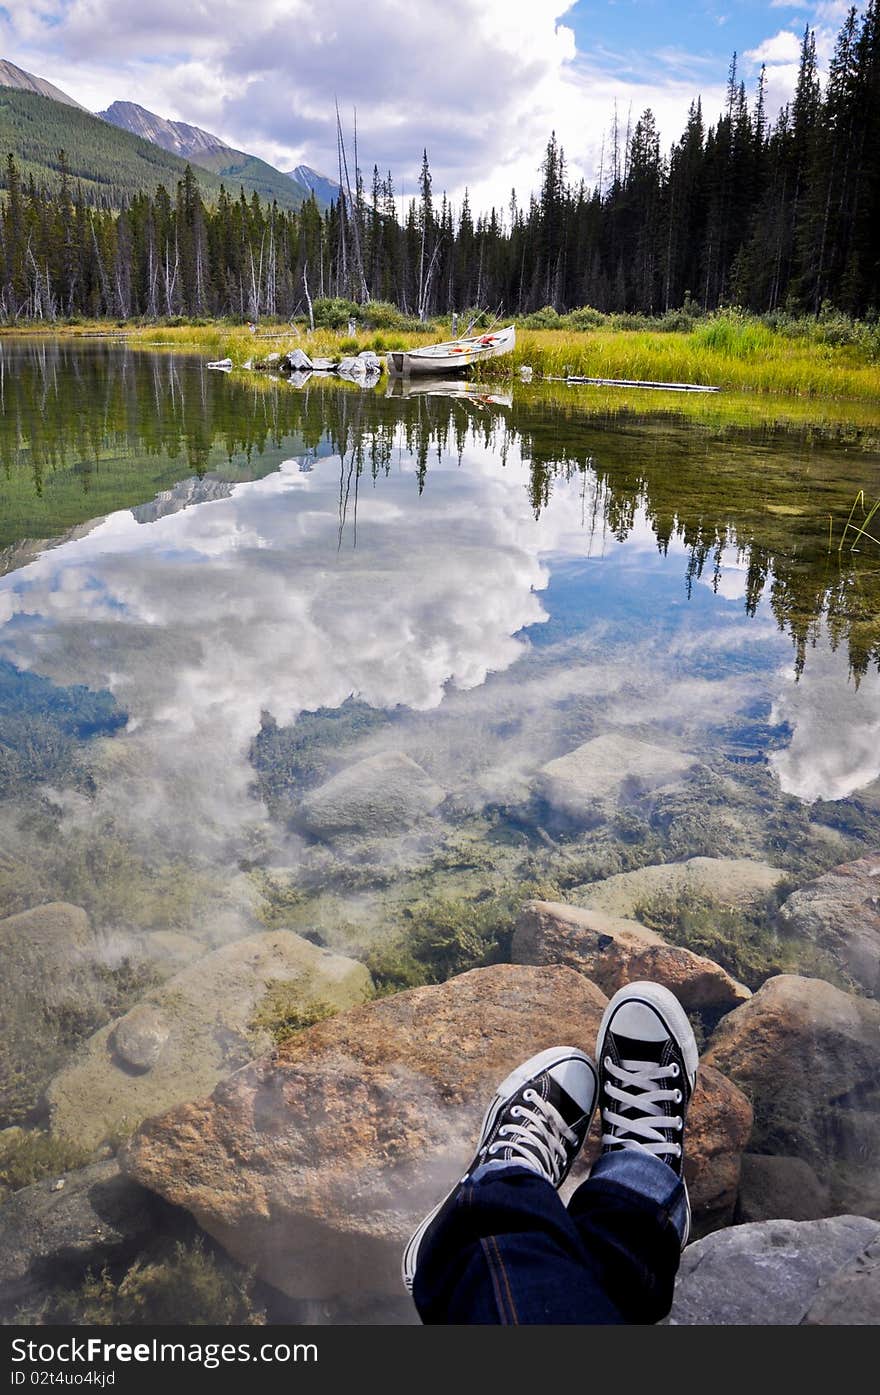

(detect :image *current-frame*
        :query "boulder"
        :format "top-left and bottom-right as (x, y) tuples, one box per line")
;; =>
(735, 1154), (831, 1224)
(356, 351), (383, 372)
(111, 1004), (171, 1072)
(48, 932), (373, 1151)
(298, 750), (445, 838)
(0, 904), (100, 1125)
(537, 733), (699, 819)
(667, 1216), (880, 1325)
(336, 356), (365, 377)
(513, 900), (750, 1012)
(123, 964), (751, 1301)
(664, 1064), (752, 1232)
(704, 974), (880, 1211)
(801, 1231), (880, 1324)
(283, 348), (313, 372)
(0, 1161), (169, 1317)
(0, 902), (90, 959)
(777, 853), (880, 995)
(573, 857), (785, 919)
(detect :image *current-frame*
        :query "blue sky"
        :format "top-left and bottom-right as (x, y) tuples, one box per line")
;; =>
(567, 1), (811, 77)
(0, 2), (855, 212)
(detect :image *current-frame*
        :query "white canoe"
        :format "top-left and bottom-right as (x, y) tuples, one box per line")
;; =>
(387, 325), (515, 377)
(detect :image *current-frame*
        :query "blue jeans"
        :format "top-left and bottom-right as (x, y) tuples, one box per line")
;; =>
(412, 1151), (688, 1325)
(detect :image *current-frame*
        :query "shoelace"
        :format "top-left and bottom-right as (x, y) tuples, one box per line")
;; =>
(601, 1057), (683, 1159)
(484, 1088), (578, 1182)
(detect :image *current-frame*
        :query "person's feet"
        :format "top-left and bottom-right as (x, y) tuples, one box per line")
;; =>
(402, 1046), (598, 1293)
(595, 981), (698, 1243)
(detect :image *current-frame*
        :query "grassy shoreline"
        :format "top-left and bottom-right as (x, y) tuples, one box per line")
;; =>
(2, 312), (879, 402)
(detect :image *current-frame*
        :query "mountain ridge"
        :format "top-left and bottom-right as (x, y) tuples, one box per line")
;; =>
(100, 99), (339, 209)
(0, 60), (338, 211)
(0, 58), (85, 110)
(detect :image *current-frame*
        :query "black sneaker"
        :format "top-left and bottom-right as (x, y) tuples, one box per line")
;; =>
(595, 982), (698, 1245)
(402, 1046), (598, 1293)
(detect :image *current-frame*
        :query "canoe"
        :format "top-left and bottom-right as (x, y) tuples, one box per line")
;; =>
(387, 325), (515, 377)
(206, 358), (233, 371)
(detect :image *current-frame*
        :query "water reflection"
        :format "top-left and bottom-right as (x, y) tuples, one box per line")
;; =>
(2, 340), (880, 1320)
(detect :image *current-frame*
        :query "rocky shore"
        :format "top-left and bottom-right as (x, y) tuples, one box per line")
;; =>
(1, 850), (878, 1324)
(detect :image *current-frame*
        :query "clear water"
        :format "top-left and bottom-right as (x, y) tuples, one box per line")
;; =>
(1, 338), (879, 1319)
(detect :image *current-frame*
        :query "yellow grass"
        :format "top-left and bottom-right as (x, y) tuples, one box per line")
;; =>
(4, 316), (878, 404)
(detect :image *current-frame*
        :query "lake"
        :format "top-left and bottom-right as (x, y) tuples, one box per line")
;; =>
(1, 336), (879, 1321)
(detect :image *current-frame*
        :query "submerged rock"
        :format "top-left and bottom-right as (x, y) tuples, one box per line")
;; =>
(735, 1154), (831, 1224)
(777, 852), (880, 995)
(48, 932), (372, 1151)
(111, 1004), (171, 1072)
(298, 750), (445, 838)
(123, 963), (750, 1302)
(0, 1161), (168, 1317)
(667, 1216), (880, 1325)
(512, 900), (750, 1012)
(704, 974), (880, 1214)
(573, 856), (785, 919)
(0, 904), (102, 1125)
(537, 733), (700, 819)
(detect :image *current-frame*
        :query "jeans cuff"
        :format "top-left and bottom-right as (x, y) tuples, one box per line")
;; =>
(589, 1149), (688, 1243)
(469, 1160), (538, 1185)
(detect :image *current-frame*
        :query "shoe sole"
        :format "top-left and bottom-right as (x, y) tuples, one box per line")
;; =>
(596, 982), (698, 1245)
(401, 1046), (598, 1294)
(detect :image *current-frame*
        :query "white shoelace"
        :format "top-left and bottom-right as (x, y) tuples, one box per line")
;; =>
(484, 1088), (578, 1182)
(601, 1057), (683, 1159)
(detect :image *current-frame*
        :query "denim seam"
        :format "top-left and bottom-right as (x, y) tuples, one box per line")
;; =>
(487, 1235), (520, 1325)
(480, 1237), (509, 1323)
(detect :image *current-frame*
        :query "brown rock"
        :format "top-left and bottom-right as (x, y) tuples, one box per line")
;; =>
(777, 853), (880, 995)
(704, 974), (880, 1212)
(513, 900), (750, 1012)
(124, 964), (751, 1301)
(581, 1063), (752, 1234)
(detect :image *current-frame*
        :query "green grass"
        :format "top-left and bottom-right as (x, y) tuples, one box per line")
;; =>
(27, 1236), (265, 1326)
(834, 489), (880, 555)
(0, 1129), (90, 1192)
(476, 323), (880, 400)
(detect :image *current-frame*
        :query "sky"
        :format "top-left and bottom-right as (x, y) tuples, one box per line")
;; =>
(0, 1), (858, 215)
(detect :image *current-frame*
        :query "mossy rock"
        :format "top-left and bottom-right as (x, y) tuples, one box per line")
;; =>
(48, 932), (373, 1150)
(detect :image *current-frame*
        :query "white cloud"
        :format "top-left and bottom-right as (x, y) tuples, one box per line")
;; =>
(770, 638), (880, 802)
(1, 0), (726, 212)
(745, 29), (803, 65)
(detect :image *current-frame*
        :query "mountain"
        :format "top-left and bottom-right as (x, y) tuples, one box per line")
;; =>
(0, 87), (264, 207)
(98, 101), (227, 159)
(0, 65), (331, 212)
(100, 100), (337, 210)
(0, 58), (85, 110)
(288, 164), (341, 208)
